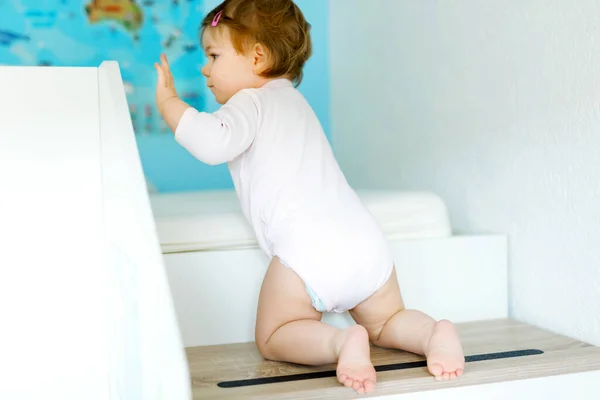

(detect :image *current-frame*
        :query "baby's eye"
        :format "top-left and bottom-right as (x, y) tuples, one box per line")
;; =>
(209, 53), (218, 60)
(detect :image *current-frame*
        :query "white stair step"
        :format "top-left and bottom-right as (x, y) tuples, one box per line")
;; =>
(185, 319), (600, 399)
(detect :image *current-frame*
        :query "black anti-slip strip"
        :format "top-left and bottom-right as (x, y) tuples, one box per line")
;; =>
(217, 348), (544, 388)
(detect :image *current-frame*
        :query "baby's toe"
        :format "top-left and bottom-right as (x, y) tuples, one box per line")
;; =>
(364, 379), (376, 393)
(344, 378), (354, 388)
(428, 362), (444, 378)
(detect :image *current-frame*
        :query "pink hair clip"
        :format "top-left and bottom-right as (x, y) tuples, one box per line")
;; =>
(212, 11), (223, 26)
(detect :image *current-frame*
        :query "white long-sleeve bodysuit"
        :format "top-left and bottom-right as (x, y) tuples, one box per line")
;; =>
(175, 78), (394, 313)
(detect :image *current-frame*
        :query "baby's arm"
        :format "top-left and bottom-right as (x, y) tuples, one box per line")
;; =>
(159, 96), (190, 134)
(174, 91), (258, 165)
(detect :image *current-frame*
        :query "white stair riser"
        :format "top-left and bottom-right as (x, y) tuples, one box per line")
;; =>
(164, 235), (507, 347)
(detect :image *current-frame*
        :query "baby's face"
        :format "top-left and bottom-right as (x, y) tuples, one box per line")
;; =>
(201, 27), (265, 104)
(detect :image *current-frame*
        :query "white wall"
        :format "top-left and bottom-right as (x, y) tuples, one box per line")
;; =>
(330, 0), (600, 345)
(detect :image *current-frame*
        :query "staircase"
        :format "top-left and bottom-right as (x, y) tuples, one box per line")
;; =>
(160, 232), (600, 399)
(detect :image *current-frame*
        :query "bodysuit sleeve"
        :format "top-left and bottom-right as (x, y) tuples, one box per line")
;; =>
(174, 89), (258, 165)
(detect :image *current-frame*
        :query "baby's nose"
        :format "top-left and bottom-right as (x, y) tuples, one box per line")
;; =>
(201, 64), (209, 78)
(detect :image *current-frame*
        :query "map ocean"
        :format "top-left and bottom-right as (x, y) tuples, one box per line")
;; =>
(0, 0), (207, 136)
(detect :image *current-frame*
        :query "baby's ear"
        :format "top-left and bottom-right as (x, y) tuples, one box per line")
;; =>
(252, 43), (269, 73)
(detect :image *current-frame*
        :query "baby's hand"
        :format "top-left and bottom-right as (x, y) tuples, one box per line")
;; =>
(154, 54), (179, 115)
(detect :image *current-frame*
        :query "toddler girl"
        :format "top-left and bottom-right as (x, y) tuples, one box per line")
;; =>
(154, 0), (465, 394)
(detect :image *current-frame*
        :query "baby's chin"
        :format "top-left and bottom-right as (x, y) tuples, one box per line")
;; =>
(211, 90), (231, 104)
(215, 93), (236, 105)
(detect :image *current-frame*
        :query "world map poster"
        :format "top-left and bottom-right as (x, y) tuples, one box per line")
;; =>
(0, 0), (207, 136)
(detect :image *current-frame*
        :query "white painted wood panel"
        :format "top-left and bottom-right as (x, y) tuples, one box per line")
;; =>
(0, 63), (191, 400)
(0, 66), (108, 399)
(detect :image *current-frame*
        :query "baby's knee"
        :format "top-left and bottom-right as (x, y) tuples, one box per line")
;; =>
(255, 339), (270, 359)
(255, 330), (278, 361)
(257, 338), (286, 362)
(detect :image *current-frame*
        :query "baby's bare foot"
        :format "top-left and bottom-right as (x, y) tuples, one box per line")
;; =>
(336, 325), (376, 394)
(425, 320), (465, 381)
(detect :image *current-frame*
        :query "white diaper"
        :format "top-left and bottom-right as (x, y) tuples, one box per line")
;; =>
(267, 195), (395, 314)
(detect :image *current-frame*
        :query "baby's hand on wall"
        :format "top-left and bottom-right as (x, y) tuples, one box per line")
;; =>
(154, 54), (179, 116)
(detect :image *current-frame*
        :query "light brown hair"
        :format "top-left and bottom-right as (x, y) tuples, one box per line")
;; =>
(201, 0), (312, 86)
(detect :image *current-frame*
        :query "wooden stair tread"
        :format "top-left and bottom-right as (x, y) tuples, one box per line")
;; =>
(185, 319), (600, 399)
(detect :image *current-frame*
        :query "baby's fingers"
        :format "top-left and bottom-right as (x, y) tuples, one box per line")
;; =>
(154, 62), (166, 86)
(161, 53), (170, 68)
(160, 54), (174, 85)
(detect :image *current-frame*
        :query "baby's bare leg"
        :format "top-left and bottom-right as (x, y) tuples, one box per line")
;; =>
(255, 257), (376, 394)
(350, 267), (465, 381)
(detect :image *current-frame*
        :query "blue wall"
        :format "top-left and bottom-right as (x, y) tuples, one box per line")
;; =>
(139, 0), (330, 192)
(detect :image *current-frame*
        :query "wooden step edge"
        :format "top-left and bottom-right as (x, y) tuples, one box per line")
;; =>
(187, 319), (600, 400)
